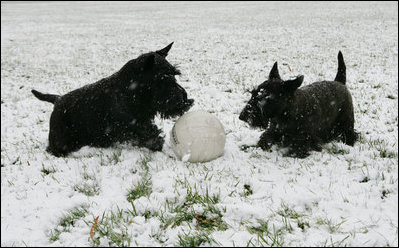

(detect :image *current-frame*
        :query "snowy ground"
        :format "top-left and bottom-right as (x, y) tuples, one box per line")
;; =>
(1, 1), (398, 247)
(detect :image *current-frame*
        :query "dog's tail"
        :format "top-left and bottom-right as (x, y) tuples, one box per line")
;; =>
(334, 51), (346, 84)
(31, 89), (60, 104)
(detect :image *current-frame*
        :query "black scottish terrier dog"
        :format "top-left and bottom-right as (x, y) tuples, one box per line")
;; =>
(32, 42), (194, 157)
(239, 51), (357, 158)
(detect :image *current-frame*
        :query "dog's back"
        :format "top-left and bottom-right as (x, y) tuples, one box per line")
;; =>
(291, 80), (354, 142)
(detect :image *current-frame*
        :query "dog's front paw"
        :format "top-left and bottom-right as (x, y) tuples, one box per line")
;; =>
(257, 139), (272, 151)
(257, 131), (279, 151)
(286, 147), (310, 158)
(257, 136), (273, 151)
(144, 136), (164, 151)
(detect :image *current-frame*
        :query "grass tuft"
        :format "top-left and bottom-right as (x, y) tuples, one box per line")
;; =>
(242, 184), (253, 197)
(177, 231), (217, 247)
(89, 208), (132, 247)
(247, 220), (284, 246)
(41, 164), (56, 175)
(48, 205), (89, 242)
(160, 186), (227, 232)
(74, 182), (100, 196)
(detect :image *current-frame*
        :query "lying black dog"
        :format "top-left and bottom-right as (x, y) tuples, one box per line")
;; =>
(239, 51), (357, 158)
(32, 42), (194, 157)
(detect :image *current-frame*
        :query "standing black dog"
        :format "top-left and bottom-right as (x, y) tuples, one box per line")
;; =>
(32, 42), (194, 157)
(239, 51), (357, 158)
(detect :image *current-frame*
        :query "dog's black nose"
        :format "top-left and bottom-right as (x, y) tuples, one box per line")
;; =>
(187, 98), (194, 106)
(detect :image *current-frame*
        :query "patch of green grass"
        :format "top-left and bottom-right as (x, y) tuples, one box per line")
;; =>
(74, 182), (100, 196)
(73, 166), (100, 196)
(163, 208), (197, 229)
(48, 229), (62, 242)
(277, 203), (304, 220)
(297, 220), (310, 232)
(41, 164), (56, 175)
(161, 203), (228, 232)
(195, 212), (228, 232)
(110, 149), (122, 164)
(126, 176), (152, 202)
(321, 235), (350, 247)
(381, 189), (391, 199)
(177, 231), (218, 247)
(247, 220), (284, 247)
(316, 217), (327, 226)
(325, 143), (349, 155)
(316, 217), (346, 234)
(274, 204), (312, 235)
(139, 154), (151, 172)
(379, 149), (397, 159)
(11, 156), (22, 165)
(149, 229), (169, 244)
(185, 185), (220, 206)
(242, 184), (253, 197)
(367, 138), (397, 159)
(126, 155), (153, 202)
(82, 171), (96, 181)
(89, 210), (132, 247)
(48, 205), (89, 242)
(359, 176), (370, 183)
(247, 220), (270, 234)
(280, 216), (294, 233)
(59, 206), (89, 228)
(99, 149), (123, 166)
(160, 186), (227, 232)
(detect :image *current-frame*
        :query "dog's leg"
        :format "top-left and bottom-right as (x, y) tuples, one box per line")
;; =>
(342, 124), (357, 146)
(285, 134), (317, 158)
(287, 143), (311, 158)
(131, 122), (164, 151)
(257, 128), (282, 150)
(335, 105), (357, 146)
(310, 136), (323, 151)
(343, 113), (357, 146)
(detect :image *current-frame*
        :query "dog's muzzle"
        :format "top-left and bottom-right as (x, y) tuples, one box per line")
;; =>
(239, 104), (251, 122)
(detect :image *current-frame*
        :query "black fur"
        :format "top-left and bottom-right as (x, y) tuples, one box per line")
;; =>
(239, 51), (357, 158)
(32, 42), (194, 157)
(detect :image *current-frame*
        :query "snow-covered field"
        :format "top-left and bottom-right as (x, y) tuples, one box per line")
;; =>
(1, 1), (398, 246)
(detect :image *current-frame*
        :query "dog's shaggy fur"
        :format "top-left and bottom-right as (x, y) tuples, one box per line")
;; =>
(239, 51), (357, 158)
(32, 43), (193, 157)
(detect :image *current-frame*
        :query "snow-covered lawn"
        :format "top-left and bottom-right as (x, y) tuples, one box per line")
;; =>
(1, 1), (398, 246)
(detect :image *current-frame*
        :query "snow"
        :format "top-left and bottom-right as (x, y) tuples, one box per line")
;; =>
(1, 1), (398, 247)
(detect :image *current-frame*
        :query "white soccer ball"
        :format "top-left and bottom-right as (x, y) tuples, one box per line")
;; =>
(170, 110), (226, 163)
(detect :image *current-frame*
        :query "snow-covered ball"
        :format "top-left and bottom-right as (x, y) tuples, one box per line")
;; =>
(170, 110), (226, 163)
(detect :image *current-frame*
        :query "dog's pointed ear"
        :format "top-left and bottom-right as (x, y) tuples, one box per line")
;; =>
(282, 75), (304, 92)
(269, 62), (281, 80)
(156, 42), (174, 57)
